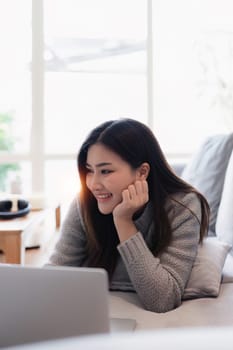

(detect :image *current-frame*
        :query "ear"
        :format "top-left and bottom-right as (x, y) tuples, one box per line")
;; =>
(136, 162), (150, 180)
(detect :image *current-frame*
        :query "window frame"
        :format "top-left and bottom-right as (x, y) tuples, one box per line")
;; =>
(0, 0), (153, 197)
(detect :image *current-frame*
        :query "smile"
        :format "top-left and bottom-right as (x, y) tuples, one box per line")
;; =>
(96, 193), (112, 199)
(95, 193), (112, 200)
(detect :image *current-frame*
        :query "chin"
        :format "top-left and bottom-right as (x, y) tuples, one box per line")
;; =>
(97, 205), (114, 215)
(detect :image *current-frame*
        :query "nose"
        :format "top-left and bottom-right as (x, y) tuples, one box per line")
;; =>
(86, 172), (102, 191)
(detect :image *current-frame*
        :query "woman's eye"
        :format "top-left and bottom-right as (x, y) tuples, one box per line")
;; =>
(101, 169), (112, 175)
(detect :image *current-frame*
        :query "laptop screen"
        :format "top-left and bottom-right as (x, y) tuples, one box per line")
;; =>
(0, 264), (110, 347)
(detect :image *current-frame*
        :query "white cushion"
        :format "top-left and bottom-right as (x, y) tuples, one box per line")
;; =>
(183, 237), (231, 300)
(181, 133), (233, 233)
(222, 254), (233, 283)
(216, 150), (233, 251)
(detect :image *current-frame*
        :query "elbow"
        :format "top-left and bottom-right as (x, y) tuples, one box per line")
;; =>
(144, 299), (181, 313)
(141, 289), (182, 313)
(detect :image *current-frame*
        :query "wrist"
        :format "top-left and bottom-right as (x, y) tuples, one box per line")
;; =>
(113, 217), (137, 242)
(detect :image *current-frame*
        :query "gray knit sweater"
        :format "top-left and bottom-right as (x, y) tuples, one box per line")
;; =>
(49, 192), (201, 313)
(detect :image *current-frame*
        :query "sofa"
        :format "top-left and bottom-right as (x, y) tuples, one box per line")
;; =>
(109, 132), (233, 329)
(44, 132), (233, 330)
(49, 132), (233, 330)
(7, 133), (233, 349)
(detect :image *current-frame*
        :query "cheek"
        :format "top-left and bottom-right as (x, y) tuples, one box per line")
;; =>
(85, 175), (89, 187)
(85, 174), (92, 189)
(110, 173), (136, 192)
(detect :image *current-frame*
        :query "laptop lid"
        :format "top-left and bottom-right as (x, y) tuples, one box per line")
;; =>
(0, 264), (110, 347)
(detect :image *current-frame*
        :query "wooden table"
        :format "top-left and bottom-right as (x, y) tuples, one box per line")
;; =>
(0, 206), (60, 265)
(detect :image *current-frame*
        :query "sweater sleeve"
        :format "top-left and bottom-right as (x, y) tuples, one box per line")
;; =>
(48, 197), (88, 266)
(117, 192), (201, 313)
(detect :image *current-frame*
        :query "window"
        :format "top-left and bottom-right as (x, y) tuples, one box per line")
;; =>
(44, 0), (147, 154)
(0, 0), (31, 192)
(43, 0), (147, 202)
(152, 0), (233, 160)
(1, 0), (233, 203)
(0, 0), (147, 203)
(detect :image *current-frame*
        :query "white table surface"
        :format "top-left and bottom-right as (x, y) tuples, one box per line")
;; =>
(8, 327), (233, 350)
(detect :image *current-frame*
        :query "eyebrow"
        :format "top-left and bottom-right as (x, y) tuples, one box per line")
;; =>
(85, 162), (113, 168)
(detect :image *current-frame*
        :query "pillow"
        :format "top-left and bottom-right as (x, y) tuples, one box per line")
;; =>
(216, 150), (233, 253)
(181, 133), (233, 234)
(183, 238), (231, 300)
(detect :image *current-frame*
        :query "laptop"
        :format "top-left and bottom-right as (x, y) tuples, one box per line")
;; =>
(0, 264), (136, 348)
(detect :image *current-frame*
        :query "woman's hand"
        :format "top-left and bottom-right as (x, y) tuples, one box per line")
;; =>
(113, 180), (149, 242)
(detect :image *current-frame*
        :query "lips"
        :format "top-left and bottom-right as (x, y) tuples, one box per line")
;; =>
(94, 193), (114, 214)
(95, 193), (112, 201)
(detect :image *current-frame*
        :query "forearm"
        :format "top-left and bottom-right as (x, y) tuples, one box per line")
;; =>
(114, 217), (138, 243)
(117, 232), (185, 313)
(117, 204), (200, 314)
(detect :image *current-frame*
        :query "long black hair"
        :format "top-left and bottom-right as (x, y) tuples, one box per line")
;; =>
(77, 118), (209, 277)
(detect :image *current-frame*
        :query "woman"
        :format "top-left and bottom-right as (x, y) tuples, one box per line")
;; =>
(49, 118), (209, 313)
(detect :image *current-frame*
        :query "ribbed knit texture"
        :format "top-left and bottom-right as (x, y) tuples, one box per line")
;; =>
(49, 192), (202, 313)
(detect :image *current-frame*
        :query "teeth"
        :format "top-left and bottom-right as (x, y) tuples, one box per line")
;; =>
(97, 194), (111, 199)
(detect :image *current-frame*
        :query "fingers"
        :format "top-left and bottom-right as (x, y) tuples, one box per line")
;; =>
(135, 180), (148, 197)
(125, 180), (149, 204)
(114, 180), (149, 222)
(129, 180), (148, 196)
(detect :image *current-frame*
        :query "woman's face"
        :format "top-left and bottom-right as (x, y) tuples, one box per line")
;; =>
(85, 143), (138, 214)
